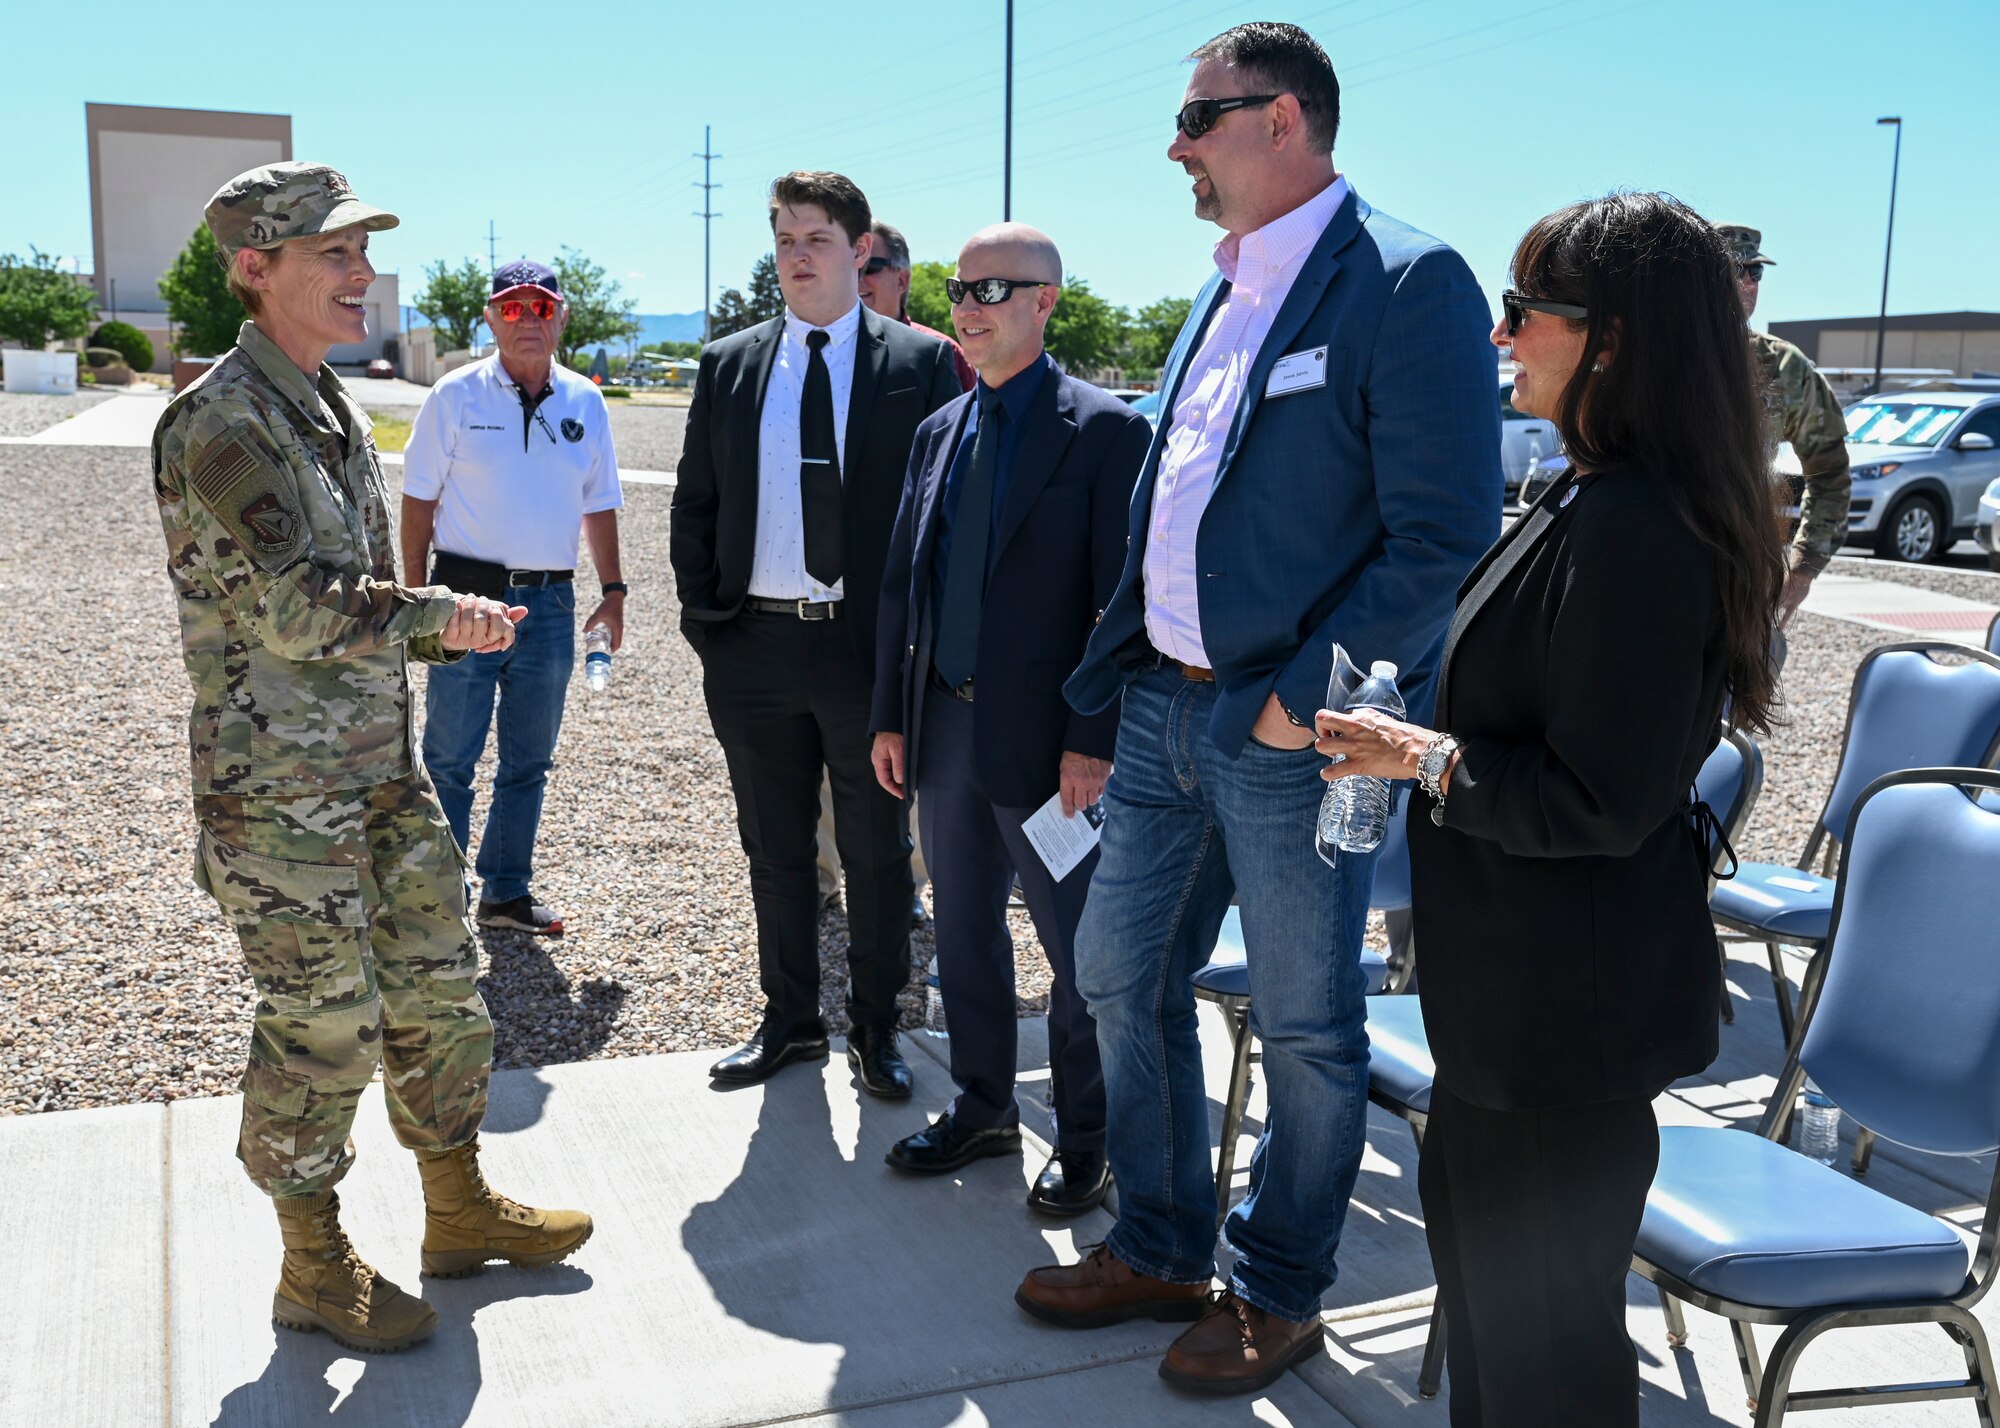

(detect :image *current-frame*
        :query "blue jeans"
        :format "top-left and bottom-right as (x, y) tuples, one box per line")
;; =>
(422, 582), (575, 903)
(1075, 666), (1376, 1322)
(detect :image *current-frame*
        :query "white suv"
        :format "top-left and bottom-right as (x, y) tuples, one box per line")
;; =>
(1843, 388), (2000, 562)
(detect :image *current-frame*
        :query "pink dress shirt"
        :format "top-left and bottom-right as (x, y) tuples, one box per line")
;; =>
(1143, 176), (1350, 668)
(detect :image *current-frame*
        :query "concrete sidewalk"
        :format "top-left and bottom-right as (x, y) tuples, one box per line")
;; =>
(3, 953), (1993, 1427)
(1801, 570), (1998, 646)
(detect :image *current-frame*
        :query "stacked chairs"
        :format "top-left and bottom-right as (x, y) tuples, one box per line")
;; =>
(1635, 768), (2000, 1426)
(1710, 643), (2000, 1045)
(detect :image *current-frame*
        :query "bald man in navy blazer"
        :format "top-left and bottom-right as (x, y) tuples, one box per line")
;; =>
(870, 224), (1152, 1215)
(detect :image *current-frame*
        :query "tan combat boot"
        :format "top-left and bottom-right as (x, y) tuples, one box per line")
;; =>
(416, 1136), (593, 1277)
(272, 1190), (438, 1353)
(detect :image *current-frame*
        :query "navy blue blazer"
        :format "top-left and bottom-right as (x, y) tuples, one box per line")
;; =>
(872, 365), (1153, 808)
(1065, 187), (1502, 748)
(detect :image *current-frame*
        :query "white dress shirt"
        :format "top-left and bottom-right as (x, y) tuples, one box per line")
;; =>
(401, 355), (623, 570)
(750, 302), (861, 601)
(1143, 176), (1349, 667)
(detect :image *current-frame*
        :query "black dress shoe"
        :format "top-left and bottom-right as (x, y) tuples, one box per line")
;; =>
(709, 1030), (829, 1085)
(1027, 1149), (1112, 1217)
(846, 1024), (913, 1099)
(886, 1112), (1023, 1174)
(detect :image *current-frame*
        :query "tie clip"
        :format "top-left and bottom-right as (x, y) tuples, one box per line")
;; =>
(801, 457), (833, 465)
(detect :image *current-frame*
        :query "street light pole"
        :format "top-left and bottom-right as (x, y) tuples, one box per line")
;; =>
(1871, 116), (1902, 396)
(1003, 0), (1013, 221)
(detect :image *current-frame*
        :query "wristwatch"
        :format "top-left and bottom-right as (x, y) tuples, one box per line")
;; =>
(1417, 733), (1461, 825)
(601, 581), (629, 596)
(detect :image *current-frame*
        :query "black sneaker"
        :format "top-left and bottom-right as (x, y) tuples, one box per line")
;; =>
(476, 896), (565, 936)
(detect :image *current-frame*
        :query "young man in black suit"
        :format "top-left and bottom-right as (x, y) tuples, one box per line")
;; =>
(671, 171), (962, 1095)
(869, 224), (1153, 1215)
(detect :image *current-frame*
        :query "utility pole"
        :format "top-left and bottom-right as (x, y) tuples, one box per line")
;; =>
(1870, 116), (1903, 397)
(1003, 0), (1014, 220)
(693, 125), (722, 344)
(487, 220), (499, 276)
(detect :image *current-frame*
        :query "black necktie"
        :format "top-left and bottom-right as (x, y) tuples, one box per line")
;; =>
(800, 329), (843, 586)
(934, 392), (1004, 689)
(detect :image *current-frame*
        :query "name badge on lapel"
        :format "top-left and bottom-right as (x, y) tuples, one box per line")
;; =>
(1265, 346), (1329, 398)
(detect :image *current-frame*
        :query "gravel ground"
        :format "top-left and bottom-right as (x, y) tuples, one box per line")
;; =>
(1829, 554), (2000, 607)
(0, 436), (1976, 1115)
(605, 402), (688, 473)
(0, 443), (1029, 1115)
(0, 390), (115, 437)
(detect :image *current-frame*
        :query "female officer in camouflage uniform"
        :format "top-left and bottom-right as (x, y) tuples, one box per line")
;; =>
(153, 162), (590, 1353)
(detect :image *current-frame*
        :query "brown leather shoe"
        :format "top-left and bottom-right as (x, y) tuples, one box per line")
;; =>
(1159, 1289), (1326, 1395)
(1015, 1243), (1210, 1329)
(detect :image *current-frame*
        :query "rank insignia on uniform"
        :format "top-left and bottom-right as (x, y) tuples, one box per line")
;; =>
(560, 418), (585, 443)
(240, 492), (302, 553)
(191, 438), (263, 507)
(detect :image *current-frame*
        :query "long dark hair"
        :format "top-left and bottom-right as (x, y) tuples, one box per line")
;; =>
(1512, 192), (1785, 733)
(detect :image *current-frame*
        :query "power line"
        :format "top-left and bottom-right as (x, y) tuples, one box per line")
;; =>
(693, 126), (722, 343)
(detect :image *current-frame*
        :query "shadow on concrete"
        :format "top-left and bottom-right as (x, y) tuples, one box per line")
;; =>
(208, 1263), (592, 1427)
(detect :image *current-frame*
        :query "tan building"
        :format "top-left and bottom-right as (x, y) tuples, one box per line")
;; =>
(1769, 311), (2000, 387)
(87, 102), (400, 371)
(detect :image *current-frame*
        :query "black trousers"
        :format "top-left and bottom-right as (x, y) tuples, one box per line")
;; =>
(1419, 1081), (1659, 1428)
(915, 686), (1106, 1151)
(697, 611), (914, 1038)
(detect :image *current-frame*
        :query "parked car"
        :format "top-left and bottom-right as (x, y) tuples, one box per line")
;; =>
(1130, 391), (1161, 428)
(1977, 475), (2000, 572)
(1499, 378), (1563, 503)
(365, 358), (394, 379)
(1841, 387), (2000, 562)
(1101, 387), (1151, 405)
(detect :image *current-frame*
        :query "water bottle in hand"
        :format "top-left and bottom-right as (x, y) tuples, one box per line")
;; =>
(1317, 660), (1405, 865)
(1796, 1079), (1841, 1166)
(584, 625), (613, 692)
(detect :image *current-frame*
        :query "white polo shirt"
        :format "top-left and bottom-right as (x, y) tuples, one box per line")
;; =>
(402, 355), (623, 570)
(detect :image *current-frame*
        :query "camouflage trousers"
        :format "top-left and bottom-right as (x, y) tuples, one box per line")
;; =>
(193, 769), (493, 1198)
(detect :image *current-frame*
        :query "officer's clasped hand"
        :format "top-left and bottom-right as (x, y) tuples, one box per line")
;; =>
(441, 595), (527, 654)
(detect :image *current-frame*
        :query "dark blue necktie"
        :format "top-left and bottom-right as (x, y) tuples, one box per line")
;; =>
(934, 392), (1004, 689)
(800, 329), (843, 585)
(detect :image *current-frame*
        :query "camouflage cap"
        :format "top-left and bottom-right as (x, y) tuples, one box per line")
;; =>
(204, 162), (399, 257)
(1717, 224), (1774, 267)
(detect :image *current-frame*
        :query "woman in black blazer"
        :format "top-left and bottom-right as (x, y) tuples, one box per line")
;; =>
(1315, 193), (1786, 1426)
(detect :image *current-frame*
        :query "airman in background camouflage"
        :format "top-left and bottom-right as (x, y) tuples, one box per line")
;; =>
(1720, 225), (1852, 613)
(153, 161), (589, 1354)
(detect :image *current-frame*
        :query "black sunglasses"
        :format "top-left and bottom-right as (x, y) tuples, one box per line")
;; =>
(862, 256), (900, 276)
(945, 276), (1048, 306)
(1738, 264), (1765, 284)
(1174, 94), (1278, 139)
(1501, 289), (1589, 336)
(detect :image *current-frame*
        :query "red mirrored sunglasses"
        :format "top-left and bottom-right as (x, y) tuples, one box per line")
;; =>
(496, 296), (559, 323)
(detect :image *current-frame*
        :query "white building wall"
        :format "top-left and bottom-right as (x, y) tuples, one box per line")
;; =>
(96, 130), (286, 317)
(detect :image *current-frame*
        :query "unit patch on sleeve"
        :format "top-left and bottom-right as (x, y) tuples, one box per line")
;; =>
(240, 491), (302, 553)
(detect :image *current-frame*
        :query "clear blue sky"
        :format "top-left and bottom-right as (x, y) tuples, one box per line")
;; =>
(9, 0), (1997, 327)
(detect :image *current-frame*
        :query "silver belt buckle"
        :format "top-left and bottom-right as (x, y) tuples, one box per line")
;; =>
(798, 599), (836, 621)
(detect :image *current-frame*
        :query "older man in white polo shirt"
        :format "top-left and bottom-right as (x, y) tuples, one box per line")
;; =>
(401, 259), (625, 935)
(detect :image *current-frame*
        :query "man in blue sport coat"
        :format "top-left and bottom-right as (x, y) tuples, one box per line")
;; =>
(871, 224), (1153, 1216)
(1012, 22), (1501, 1394)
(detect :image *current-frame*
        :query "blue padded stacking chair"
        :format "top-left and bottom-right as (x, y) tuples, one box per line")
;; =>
(1636, 768), (2000, 1427)
(1699, 726), (1765, 1024)
(1710, 643), (2000, 1045)
(1988, 611), (2000, 658)
(1194, 796), (1404, 1220)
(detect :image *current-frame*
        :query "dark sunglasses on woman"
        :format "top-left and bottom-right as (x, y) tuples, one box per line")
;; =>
(1174, 94), (1278, 139)
(496, 296), (559, 323)
(945, 277), (1048, 306)
(1501, 289), (1589, 337)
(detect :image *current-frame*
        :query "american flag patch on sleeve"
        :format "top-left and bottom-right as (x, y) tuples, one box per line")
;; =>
(190, 438), (264, 508)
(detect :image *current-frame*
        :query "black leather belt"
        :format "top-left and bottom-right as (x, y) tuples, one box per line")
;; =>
(431, 550), (570, 600)
(744, 596), (842, 620)
(507, 569), (573, 587)
(929, 669), (975, 702)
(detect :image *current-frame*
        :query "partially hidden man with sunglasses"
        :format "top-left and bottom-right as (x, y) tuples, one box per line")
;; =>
(671, 172), (962, 1098)
(401, 259), (627, 936)
(1013, 21), (1500, 1393)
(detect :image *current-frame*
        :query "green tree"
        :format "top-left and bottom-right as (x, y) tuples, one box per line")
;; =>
(552, 246), (641, 366)
(642, 339), (703, 359)
(906, 260), (954, 335)
(1044, 276), (1129, 373)
(411, 257), (489, 354)
(157, 226), (244, 357)
(710, 254), (785, 339)
(0, 249), (98, 351)
(1124, 294), (1194, 374)
(90, 320), (154, 371)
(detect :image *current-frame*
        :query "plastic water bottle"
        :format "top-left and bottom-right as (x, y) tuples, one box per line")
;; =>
(924, 957), (948, 1038)
(1318, 661), (1406, 859)
(1796, 1079), (1841, 1165)
(583, 625), (613, 692)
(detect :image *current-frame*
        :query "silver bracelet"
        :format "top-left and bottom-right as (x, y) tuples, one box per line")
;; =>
(1417, 733), (1461, 823)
